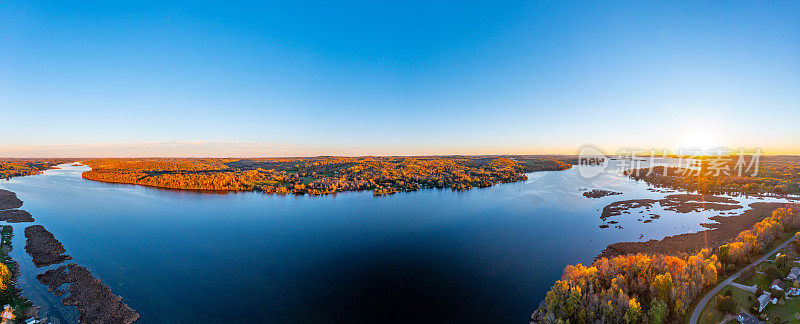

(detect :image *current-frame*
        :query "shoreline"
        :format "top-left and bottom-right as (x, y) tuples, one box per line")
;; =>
(598, 201), (790, 258)
(0, 190), (38, 322)
(77, 166), (568, 197)
(78, 156), (573, 195)
(8, 162), (796, 323)
(0, 190), (24, 210)
(532, 190), (797, 323)
(80, 170), (538, 196)
(37, 264), (139, 324)
(0, 185), (140, 323)
(0, 225), (37, 321)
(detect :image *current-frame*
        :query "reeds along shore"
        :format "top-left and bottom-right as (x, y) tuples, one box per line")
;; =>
(533, 203), (800, 324)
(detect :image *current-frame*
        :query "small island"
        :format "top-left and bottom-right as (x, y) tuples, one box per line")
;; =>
(582, 189), (622, 198)
(24, 225), (73, 268)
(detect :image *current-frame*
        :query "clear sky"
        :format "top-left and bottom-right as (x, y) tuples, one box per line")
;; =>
(1, 1), (799, 157)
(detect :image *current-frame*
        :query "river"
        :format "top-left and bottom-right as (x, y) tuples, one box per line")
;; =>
(0, 162), (789, 322)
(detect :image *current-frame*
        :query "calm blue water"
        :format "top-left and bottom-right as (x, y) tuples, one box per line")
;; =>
(0, 163), (783, 323)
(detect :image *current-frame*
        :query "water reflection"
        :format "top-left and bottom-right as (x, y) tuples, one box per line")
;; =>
(0, 163), (794, 323)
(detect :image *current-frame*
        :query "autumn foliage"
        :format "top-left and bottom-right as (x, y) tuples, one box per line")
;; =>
(535, 206), (800, 323)
(0, 263), (9, 292)
(81, 156), (572, 195)
(718, 206), (800, 265)
(535, 250), (719, 323)
(0, 159), (75, 180)
(626, 156), (800, 195)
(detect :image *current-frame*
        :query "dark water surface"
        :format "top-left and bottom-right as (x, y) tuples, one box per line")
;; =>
(0, 163), (775, 323)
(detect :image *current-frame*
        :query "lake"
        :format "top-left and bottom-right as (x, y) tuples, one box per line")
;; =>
(0, 162), (786, 323)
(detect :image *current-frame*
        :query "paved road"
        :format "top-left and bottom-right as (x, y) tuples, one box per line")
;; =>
(689, 236), (796, 324)
(729, 282), (757, 293)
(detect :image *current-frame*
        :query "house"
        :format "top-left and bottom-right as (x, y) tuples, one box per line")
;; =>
(758, 293), (773, 312)
(770, 279), (786, 291)
(787, 267), (800, 281)
(738, 312), (764, 324)
(0, 305), (13, 323)
(24, 318), (37, 324)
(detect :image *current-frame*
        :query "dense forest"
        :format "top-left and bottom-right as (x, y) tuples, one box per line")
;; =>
(532, 206), (800, 323)
(718, 206), (800, 265)
(0, 159), (76, 180)
(626, 156), (800, 195)
(81, 156), (573, 195)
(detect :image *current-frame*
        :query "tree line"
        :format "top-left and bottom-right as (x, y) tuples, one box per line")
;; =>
(81, 156), (573, 195)
(0, 159), (75, 180)
(626, 156), (800, 195)
(534, 205), (800, 323)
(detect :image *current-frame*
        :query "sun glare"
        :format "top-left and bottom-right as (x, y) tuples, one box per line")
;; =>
(678, 132), (719, 152)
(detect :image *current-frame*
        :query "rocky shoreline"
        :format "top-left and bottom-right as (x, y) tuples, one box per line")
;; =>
(24, 225), (72, 268)
(38, 264), (139, 324)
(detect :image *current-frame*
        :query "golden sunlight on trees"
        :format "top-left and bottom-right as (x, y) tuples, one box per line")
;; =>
(534, 206), (800, 323)
(538, 249), (719, 323)
(80, 156), (573, 195)
(717, 206), (800, 267)
(626, 156), (800, 195)
(0, 159), (74, 180)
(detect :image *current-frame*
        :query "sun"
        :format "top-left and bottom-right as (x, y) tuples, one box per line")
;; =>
(678, 132), (719, 152)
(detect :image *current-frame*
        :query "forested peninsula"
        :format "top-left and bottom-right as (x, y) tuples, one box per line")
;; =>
(80, 156), (574, 195)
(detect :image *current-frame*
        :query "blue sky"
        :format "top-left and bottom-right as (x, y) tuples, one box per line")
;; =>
(2, 1), (799, 157)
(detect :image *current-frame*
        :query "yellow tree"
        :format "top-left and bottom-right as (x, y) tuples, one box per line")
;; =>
(0, 263), (10, 291)
(652, 272), (673, 302)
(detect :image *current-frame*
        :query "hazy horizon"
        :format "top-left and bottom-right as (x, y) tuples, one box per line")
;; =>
(0, 141), (795, 159)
